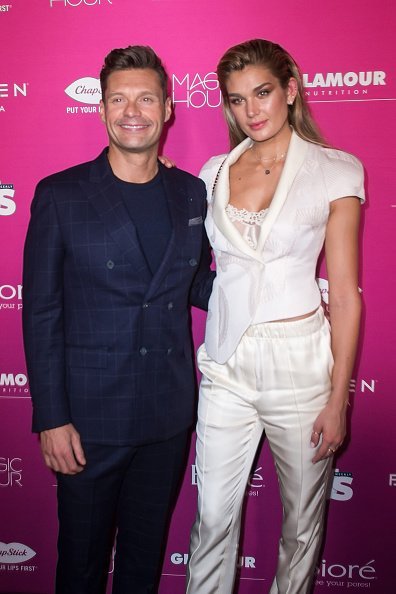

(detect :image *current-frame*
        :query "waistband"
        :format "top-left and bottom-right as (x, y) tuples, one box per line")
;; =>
(244, 308), (326, 339)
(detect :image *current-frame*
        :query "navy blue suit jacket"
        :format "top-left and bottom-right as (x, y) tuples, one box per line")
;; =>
(22, 150), (214, 446)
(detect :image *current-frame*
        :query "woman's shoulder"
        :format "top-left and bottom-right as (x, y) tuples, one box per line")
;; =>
(308, 143), (365, 202)
(199, 153), (228, 177)
(311, 143), (364, 175)
(199, 153), (228, 201)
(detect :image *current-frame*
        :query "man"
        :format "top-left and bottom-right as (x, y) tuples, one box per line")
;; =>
(23, 46), (213, 594)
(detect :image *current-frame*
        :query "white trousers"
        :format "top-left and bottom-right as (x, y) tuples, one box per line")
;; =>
(186, 308), (334, 594)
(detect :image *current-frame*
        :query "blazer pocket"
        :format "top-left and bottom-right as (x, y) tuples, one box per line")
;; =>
(66, 346), (108, 369)
(188, 216), (203, 226)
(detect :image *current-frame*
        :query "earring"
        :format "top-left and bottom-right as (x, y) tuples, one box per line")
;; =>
(287, 98), (294, 105)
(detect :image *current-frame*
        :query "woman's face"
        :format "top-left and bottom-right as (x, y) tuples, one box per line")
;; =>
(225, 64), (296, 143)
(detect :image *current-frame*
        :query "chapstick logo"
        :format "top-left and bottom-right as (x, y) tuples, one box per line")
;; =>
(0, 543), (36, 564)
(65, 77), (101, 104)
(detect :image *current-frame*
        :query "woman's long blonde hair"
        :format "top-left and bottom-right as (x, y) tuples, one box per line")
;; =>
(217, 39), (327, 148)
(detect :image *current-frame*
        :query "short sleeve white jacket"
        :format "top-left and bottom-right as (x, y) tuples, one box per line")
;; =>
(200, 131), (365, 364)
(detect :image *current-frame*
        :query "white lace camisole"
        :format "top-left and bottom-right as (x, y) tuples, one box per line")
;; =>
(225, 204), (269, 250)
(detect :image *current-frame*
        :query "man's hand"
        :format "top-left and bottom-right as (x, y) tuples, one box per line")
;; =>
(40, 424), (86, 475)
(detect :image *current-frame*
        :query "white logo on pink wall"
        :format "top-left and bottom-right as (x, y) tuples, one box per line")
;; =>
(0, 83), (27, 99)
(65, 77), (101, 105)
(304, 70), (389, 101)
(0, 184), (16, 216)
(330, 469), (353, 502)
(315, 558), (376, 589)
(0, 284), (23, 313)
(0, 372), (30, 397)
(49, 0), (112, 7)
(0, 457), (22, 488)
(0, 543), (36, 564)
(172, 73), (221, 108)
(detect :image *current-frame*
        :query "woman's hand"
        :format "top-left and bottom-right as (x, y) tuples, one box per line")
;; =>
(158, 155), (176, 168)
(310, 400), (348, 463)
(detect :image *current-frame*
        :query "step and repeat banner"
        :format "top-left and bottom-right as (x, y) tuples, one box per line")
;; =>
(1, 1), (395, 593)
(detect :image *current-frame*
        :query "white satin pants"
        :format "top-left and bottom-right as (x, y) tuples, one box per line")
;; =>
(186, 308), (334, 594)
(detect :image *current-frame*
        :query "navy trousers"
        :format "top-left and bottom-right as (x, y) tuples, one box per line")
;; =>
(55, 430), (189, 594)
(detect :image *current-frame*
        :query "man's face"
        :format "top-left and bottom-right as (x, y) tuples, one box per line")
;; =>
(100, 68), (171, 156)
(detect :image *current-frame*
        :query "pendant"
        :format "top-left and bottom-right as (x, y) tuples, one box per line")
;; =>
(265, 169), (270, 175)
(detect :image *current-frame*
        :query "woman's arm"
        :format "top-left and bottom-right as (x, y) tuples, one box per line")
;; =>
(311, 196), (362, 463)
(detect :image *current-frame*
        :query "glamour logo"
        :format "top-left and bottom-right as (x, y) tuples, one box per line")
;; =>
(303, 71), (386, 88)
(65, 77), (101, 105)
(0, 542), (36, 564)
(0, 184), (16, 216)
(0, 83), (28, 98)
(304, 70), (387, 100)
(50, 0), (112, 7)
(170, 553), (256, 568)
(330, 469), (353, 501)
(0, 457), (22, 487)
(172, 72), (221, 108)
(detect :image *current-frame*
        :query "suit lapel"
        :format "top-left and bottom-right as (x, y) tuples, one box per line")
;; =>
(256, 131), (309, 251)
(212, 131), (309, 261)
(82, 150), (152, 283)
(145, 164), (188, 300)
(212, 137), (259, 260)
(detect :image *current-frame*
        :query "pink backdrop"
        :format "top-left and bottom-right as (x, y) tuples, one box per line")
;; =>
(1, 1), (395, 592)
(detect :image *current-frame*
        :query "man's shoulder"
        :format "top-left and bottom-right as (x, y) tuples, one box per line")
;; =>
(160, 163), (205, 190)
(37, 150), (106, 189)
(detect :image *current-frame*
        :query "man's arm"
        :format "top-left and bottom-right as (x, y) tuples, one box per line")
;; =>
(23, 180), (85, 474)
(188, 181), (215, 310)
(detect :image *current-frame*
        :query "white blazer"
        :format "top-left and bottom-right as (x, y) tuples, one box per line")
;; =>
(200, 131), (365, 364)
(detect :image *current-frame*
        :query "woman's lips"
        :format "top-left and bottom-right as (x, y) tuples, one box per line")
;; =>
(249, 120), (268, 131)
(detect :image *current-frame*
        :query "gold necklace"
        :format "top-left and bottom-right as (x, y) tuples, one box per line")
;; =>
(251, 148), (287, 175)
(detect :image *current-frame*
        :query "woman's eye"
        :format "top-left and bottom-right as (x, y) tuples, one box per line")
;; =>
(230, 98), (243, 105)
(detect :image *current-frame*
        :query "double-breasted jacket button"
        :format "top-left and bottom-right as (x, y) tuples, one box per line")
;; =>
(167, 347), (173, 355)
(139, 347), (148, 356)
(142, 303), (150, 309)
(106, 260), (115, 269)
(167, 302), (173, 310)
(189, 258), (198, 267)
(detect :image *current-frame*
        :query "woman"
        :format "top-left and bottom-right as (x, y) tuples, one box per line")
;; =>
(186, 39), (364, 594)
